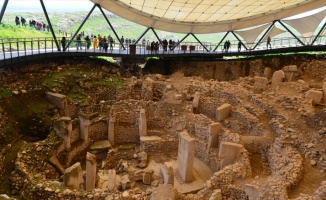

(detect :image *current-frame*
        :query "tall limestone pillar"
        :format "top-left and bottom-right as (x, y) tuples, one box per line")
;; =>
(86, 152), (97, 191)
(139, 109), (147, 136)
(108, 115), (116, 146)
(79, 113), (91, 143)
(53, 117), (72, 150)
(177, 131), (195, 183)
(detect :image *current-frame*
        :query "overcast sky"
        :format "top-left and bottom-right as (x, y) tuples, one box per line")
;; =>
(1, 0), (93, 12)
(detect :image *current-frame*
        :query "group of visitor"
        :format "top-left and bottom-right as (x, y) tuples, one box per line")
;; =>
(15, 16), (50, 32)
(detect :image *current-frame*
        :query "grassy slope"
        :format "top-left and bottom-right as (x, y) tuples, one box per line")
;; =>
(0, 24), (51, 39)
(2, 11), (229, 43)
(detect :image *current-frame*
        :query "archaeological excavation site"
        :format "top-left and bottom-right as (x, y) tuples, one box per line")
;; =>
(0, 55), (325, 200)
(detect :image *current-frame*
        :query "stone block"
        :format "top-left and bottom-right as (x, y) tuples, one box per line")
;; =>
(271, 70), (285, 85)
(245, 184), (260, 200)
(192, 91), (201, 109)
(161, 162), (174, 184)
(63, 162), (83, 189)
(208, 122), (222, 150)
(219, 142), (244, 169)
(139, 109), (147, 136)
(216, 103), (231, 121)
(90, 140), (111, 150)
(305, 89), (323, 104)
(283, 65), (297, 72)
(143, 171), (151, 185)
(254, 76), (268, 89)
(49, 156), (65, 174)
(177, 131), (195, 183)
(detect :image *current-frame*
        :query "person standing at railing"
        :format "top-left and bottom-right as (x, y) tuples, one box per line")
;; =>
(93, 36), (98, 49)
(61, 36), (66, 52)
(238, 41), (242, 52)
(103, 37), (108, 52)
(267, 36), (272, 49)
(109, 36), (114, 50)
(76, 34), (82, 50)
(120, 36), (124, 49)
(85, 35), (91, 49)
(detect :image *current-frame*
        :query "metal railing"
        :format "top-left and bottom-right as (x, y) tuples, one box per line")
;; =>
(1, 35), (326, 66)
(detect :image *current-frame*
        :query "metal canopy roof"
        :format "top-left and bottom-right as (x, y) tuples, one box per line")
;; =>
(90, 0), (326, 34)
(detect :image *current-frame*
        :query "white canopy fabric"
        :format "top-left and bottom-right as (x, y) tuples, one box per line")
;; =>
(90, 0), (326, 34)
(261, 26), (287, 42)
(234, 24), (270, 48)
(282, 9), (326, 43)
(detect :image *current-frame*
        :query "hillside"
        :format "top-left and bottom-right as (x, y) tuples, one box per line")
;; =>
(2, 11), (229, 43)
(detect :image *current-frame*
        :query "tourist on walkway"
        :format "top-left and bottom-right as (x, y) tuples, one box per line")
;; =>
(61, 36), (66, 52)
(109, 35), (114, 50)
(85, 35), (91, 49)
(76, 34), (82, 50)
(238, 41), (242, 52)
(93, 36), (98, 49)
(103, 37), (108, 52)
(267, 36), (272, 49)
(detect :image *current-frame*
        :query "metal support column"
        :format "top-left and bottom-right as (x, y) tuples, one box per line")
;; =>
(0, 0), (9, 24)
(253, 21), (276, 50)
(190, 33), (210, 52)
(65, 4), (96, 51)
(173, 33), (190, 50)
(230, 31), (248, 50)
(150, 27), (163, 46)
(213, 31), (230, 52)
(135, 27), (150, 44)
(278, 20), (305, 46)
(40, 0), (60, 51)
(311, 21), (326, 45)
(98, 5), (125, 50)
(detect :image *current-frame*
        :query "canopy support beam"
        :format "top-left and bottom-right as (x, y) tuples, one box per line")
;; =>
(0, 0), (9, 24)
(231, 31), (248, 50)
(65, 4), (96, 51)
(213, 31), (230, 52)
(278, 20), (305, 46)
(311, 21), (326, 45)
(98, 5), (125, 50)
(190, 33), (210, 52)
(253, 21), (276, 50)
(40, 0), (60, 51)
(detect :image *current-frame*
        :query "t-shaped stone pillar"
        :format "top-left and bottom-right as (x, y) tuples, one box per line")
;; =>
(86, 152), (97, 191)
(139, 109), (147, 136)
(207, 122), (222, 151)
(79, 113), (91, 143)
(53, 117), (72, 150)
(177, 131), (195, 183)
(108, 115), (116, 146)
(46, 92), (68, 116)
(63, 162), (83, 189)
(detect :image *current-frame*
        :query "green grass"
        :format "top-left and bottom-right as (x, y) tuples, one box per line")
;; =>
(0, 86), (12, 99)
(90, 76), (123, 87)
